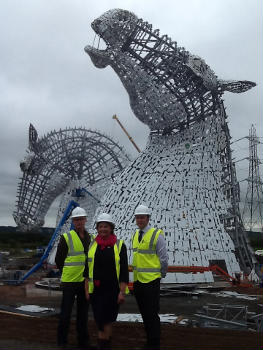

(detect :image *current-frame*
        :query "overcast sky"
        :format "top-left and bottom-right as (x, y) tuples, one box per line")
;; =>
(0, 0), (262, 227)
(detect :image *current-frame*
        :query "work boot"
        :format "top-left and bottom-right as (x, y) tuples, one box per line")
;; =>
(148, 339), (160, 350)
(78, 341), (97, 350)
(97, 338), (112, 350)
(88, 344), (97, 350)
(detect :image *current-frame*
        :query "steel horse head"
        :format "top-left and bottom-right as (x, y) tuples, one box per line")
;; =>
(14, 124), (130, 231)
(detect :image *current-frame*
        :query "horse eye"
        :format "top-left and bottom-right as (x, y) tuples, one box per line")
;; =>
(20, 162), (27, 172)
(117, 13), (128, 22)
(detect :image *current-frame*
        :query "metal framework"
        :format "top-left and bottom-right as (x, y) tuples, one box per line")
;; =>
(242, 125), (263, 232)
(85, 9), (256, 281)
(85, 9), (254, 132)
(13, 124), (130, 231)
(195, 304), (261, 331)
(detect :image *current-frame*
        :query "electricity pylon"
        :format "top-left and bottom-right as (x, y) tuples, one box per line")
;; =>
(241, 125), (263, 232)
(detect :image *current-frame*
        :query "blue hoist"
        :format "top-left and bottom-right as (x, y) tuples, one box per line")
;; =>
(7, 188), (100, 285)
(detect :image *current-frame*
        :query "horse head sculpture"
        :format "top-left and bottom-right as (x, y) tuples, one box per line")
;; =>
(14, 124), (130, 231)
(85, 9), (255, 133)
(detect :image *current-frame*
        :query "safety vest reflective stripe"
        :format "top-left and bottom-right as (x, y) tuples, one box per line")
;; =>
(149, 228), (159, 250)
(136, 249), (156, 254)
(136, 267), (161, 272)
(66, 232), (74, 253)
(65, 232), (85, 256)
(67, 251), (84, 256)
(64, 261), (85, 266)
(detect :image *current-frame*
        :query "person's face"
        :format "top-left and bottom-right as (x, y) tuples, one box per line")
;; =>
(97, 222), (112, 238)
(72, 216), (87, 231)
(135, 215), (149, 230)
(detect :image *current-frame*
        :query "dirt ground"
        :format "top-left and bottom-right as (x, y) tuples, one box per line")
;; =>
(0, 312), (261, 350)
(0, 276), (262, 350)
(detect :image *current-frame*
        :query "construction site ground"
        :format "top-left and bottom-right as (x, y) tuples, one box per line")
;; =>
(0, 274), (262, 350)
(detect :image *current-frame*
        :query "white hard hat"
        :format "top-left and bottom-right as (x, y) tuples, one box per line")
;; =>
(96, 213), (115, 225)
(71, 207), (87, 218)
(135, 204), (151, 216)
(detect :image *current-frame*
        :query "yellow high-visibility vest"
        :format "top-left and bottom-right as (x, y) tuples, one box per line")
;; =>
(132, 227), (163, 283)
(87, 239), (129, 294)
(61, 230), (86, 283)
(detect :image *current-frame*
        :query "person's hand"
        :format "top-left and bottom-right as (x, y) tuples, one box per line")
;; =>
(85, 279), (90, 300)
(117, 291), (125, 304)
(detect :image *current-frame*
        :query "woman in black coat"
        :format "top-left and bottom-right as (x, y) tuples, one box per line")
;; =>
(84, 213), (129, 350)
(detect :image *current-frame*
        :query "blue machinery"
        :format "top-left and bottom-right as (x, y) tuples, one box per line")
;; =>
(7, 200), (78, 285)
(72, 187), (100, 203)
(9, 188), (100, 285)
(18, 200), (79, 284)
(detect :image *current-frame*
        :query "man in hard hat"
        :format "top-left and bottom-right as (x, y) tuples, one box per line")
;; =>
(55, 206), (94, 349)
(132, 204), (168, 350)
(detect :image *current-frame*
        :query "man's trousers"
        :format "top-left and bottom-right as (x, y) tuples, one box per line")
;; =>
(57, 282), (89, 346)
(133, 278), (161, 349)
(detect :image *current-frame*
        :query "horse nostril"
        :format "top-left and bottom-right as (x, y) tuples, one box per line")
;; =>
(93, 19), (102, 27)
(20, 162), (26, 172)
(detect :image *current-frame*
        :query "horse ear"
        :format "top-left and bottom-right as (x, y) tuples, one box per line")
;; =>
(218, 79), (256, 93)
(29, 123), (38, 149)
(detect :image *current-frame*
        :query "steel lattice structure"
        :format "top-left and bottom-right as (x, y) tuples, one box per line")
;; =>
(13, 124), (130, 231)
(85, 9), (256, 281)
(85, 9), (254, 132)
(242, 125), (263, 232)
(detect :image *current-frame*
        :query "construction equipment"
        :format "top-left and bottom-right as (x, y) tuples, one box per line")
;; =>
(7, 186), (101, 285)
(6, 200), (79, 285)
(166, 265), (253, 287)
(112, 114), (141, 153)
(195, 304), (262, 331)
(72, 187), (100, 203)
(127, 264), (253, 291)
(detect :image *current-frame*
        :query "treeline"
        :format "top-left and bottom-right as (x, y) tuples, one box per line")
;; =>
(245, 230), (263, 250)
(0, 227), (262, 251)
(0, 226), (54, 235)
(0, 231), (53, 250)
(248, 235), (263, 251)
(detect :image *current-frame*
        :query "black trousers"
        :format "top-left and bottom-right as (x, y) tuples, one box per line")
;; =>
(133, 278), (161, 349)
(57, 282), (89, 346)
